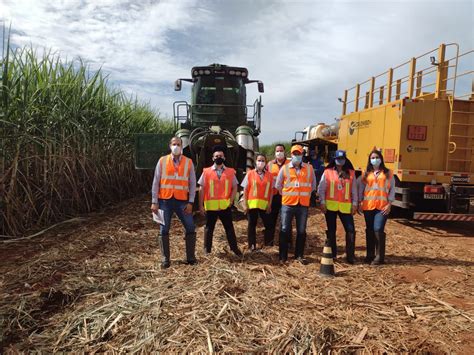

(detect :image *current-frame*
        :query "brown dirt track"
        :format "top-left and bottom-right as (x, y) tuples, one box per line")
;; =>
(1, 196), (473, 353)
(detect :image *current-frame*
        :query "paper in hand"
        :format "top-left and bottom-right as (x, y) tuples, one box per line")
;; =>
(152, 210), (165, 225)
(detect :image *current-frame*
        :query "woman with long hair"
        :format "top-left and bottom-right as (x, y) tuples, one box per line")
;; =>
(358, 149), (395, 265)
(241, 153), (274, 251)
(317, 150), (358, 264)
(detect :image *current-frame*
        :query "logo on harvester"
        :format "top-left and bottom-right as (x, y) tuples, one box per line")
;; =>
(348, 120), (371, 135)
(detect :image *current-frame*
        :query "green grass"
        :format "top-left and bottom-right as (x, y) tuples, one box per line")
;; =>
(259, 141), (292, 158)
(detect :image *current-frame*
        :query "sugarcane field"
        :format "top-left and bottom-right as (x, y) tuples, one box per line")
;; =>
(1, 1), (473, 354)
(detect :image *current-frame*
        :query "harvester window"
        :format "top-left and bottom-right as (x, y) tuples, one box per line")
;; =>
(197, 87), (216, 104)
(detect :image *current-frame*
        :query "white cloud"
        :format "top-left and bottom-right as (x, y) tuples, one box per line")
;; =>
(2, 0), (473, 143)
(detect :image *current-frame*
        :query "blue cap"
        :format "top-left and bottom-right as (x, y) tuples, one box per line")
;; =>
(335, 150), (346, 159)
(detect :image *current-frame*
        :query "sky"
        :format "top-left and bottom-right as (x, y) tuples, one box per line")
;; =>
(1, 0), (473, 144)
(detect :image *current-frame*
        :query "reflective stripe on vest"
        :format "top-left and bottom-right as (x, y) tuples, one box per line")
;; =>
(281, 163), (313, 206)
(247, 170), (272, 210)
(362, 171), (391, 210)
(158, 155), (191, 201)
(324, 169), (354, 214)
(203, 167), (234, 211)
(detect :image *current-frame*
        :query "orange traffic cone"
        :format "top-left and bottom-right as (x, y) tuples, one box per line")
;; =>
(319, 243), (335, 277)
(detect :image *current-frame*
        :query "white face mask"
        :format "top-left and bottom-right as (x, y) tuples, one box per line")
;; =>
(256, 161), (266, 170)
(170, 144), (182, 156)
(275, 151), (285, 160)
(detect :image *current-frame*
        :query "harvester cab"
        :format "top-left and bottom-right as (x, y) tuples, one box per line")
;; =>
(135, 63), (264, 184)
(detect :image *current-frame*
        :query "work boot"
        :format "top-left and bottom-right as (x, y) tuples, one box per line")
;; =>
(203, 227), (213, 254)
(345, 232), (356, 264)
(364, 228), (375, 264)
(185, 232), (197, 264)
(372, 231), (386, 265)
(158, 234), (171, 268)
(325, 230), (337, 259)
(264, 228), (274, 246)
(279, 230), (289, 261)
(294, 233), (307, 259)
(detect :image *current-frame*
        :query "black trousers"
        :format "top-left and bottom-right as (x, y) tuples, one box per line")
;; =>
(247, 208), (273, 248)
(204, 208), (240, 253)
(265, 194), (282, 245)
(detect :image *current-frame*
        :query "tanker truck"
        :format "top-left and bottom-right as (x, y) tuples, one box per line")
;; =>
(135, 63), (264, 183)
(293, 43), (474, 221)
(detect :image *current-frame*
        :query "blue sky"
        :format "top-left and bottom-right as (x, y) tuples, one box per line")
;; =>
(1, 0), (473, 144)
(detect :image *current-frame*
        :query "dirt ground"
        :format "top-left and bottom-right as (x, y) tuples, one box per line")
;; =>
(1, 196), (473, 353)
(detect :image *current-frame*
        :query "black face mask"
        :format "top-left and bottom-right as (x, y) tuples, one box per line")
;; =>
(214, 157), (224, 165)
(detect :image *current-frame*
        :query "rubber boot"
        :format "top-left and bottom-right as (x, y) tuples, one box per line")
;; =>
(364, 229), (375, 264)
(279, 230), (289, 261)
(295, 233), (307, 264)
(158, 234), (171, 268)
(204, 227), (213, 254)
(345, 232), (356, 264)
(325, 230), (337, 259)
(226, 228), (243, 257)
(248, 222), (257, 250)
(372, 231), (386, 265)
(264, 228), (274, 246)
(185, 232), (197, 265)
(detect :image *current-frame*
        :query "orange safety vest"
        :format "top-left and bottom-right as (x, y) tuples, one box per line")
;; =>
(202, 166), (236, 211)
(245, 169), (272, 210)
(362, 170), (391, 211)
(267, 159), (290, 195)
(158, 154), (192, 201)
(281, 163), (313, 206)
(324, 168), (355, 214)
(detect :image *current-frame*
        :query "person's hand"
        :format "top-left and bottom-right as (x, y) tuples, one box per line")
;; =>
(184, 203), (193, 215)
(243, 205), (249, 214)
(351, 204), (357, 215)
(151, 203), (159, 214)
(320, 203), (326, 214)
(381, 202), (392, 216)
(358, 202), (364, 215)
(199, 206), (206, 216)
(265, 206), (272, 214)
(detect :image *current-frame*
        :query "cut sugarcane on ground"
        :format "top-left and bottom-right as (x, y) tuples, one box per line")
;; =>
(0, 196), (473, 353)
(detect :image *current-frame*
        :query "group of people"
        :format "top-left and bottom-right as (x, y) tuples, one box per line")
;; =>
(151, 137), (394, 269)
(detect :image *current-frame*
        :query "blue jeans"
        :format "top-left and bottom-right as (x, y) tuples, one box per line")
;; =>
(279, 205), (309, 260)
(325, 210), (355, 234)
(159, 198), (195, 236)
(363, 209), (388, 232)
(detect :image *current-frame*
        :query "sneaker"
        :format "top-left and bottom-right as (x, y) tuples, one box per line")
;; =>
(161, 261), (171, 269)
(295, 257), (308, 265)
(233, 249), (243, 257)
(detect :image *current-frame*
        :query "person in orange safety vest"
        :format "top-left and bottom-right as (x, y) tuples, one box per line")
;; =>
(241, 153), (274, 250)
(275, 145), (316, 264)
(358, 149), (395, 265)
(198, 146), (243, 257)
(151, 136), (197, 269)
(265, 144), (290, 246)
(317, 150), (358, 264)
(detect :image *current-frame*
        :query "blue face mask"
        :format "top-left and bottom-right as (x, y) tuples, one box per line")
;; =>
(291, 155), (302, 165)
(371, 158), (381, 167)
(335, 158), (346, 166)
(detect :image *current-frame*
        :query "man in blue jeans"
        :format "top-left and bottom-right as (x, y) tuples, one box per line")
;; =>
(151, 137), (197, 269)
(275, 145), (316, 264)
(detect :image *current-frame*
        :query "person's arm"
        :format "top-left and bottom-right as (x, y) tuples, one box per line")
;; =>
(240, 175), (249, 212)
(266, 175), (274, 213)
(351, 175), (358, 206)
(388, 174), (396, 202)
(275, 168), (285, 195)
(231, 175), (238, 203)
(318, 173), (327, 212)
(310, 165), (317, 192)
(357, 175), (365, 203)
(198, 173), (205, 214)
(188, 162), (196, 203)
(151, 158), (162, 213)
